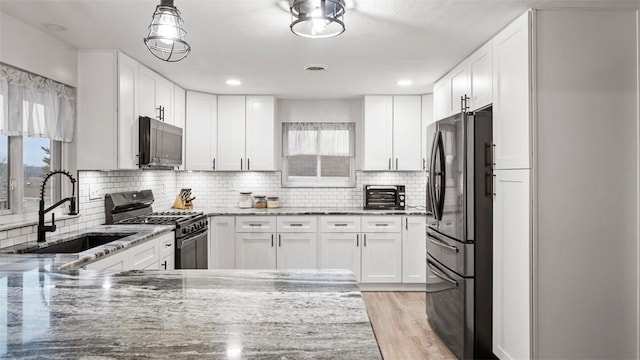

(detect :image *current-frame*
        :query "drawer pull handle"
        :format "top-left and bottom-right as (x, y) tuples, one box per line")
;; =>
(248, 224), (262, 227)
(428, 237), (459, 253)
(334, 223), (348, 227)
(375, 223), (389, 227)
(289, 224), (303, 227)
(165, 243), (172, 247)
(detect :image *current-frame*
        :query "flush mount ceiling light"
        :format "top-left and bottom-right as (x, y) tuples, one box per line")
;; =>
(397, 80), (413, 86)
(226, 79), (242, 86)
(290, 0), (346, 39)
(143, 0), (190, 62)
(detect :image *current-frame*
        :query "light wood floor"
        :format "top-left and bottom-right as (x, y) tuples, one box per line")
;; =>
(362, 292), (455, 360)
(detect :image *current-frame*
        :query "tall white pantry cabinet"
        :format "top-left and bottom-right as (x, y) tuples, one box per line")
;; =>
(447, 9), (640, 359)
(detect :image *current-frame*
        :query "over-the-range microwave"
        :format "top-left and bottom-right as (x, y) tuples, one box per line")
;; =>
(138, 116), (182, 169)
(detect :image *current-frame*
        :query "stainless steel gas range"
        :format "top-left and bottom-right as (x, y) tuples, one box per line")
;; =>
(104, 190), (208, 269)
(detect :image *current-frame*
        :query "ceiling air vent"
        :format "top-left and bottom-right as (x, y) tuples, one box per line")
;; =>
(304, 64), (328, 72)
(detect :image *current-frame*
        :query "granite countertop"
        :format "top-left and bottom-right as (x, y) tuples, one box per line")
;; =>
(0, 260), (382, 359)
(0, 224), (174, 270)
(199, 206), (428, 216)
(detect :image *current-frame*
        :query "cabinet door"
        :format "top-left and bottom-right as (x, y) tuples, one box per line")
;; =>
(493, 169), (530, 359)
(402, 216), (426, 283)
(421, 94), (434, 171)
(433, 78), (451, 121)
(361, 232), (402, 283)
(155, 77), (174, 124)
(493, 11), (531, 170)
(217, 96), (246, 170)
(130, 238), (158, 269)
(173, 85), (186, 170)
(363, 96), (393, 170)
(210, 216), (236, 269)
(469, 41), (493, 111)
(185, 91), (217, 171)
(117, 52), (139, 170)
(392, 96), (422, 170)
(158, 255), (175, 270)
(235, 232), (276, 269)
(319, 233), (361, 282)
(138, 65), (157, 119)
(245, 96), (275, 170)
(450, 64), (469, 115)
(276, 233), (318, 270)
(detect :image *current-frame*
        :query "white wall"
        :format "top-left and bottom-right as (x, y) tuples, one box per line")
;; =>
(0, 11), (76, 86)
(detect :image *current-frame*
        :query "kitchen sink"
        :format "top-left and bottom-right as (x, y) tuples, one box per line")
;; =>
(32, 233), (136, 254)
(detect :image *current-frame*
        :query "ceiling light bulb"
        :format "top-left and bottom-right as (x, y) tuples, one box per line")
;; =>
(156, 13), (179, 45)
(226, 79), (242, 86)
(397, 80), (413, 86)
(144, 0), (190, 62)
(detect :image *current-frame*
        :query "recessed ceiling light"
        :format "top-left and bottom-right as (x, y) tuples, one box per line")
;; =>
(397, 80), (412, 86)
(226, 79), (242, 86)
(43, 23), (67, 31)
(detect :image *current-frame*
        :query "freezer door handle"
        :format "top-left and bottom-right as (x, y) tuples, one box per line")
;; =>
(427, 260), (459, 288)
(428, 236), (459, 253)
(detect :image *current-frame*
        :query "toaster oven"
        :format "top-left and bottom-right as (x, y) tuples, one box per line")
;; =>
(363, 185), (406, 210)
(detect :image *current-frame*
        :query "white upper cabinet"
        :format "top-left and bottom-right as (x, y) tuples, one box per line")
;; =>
(245, 96), (275, 171)
(433, 78), (451, 121)
(77, 51), (138, 170)
(363, 96), (393, 170)
(217, 96), (246, 170)
(421, 94), (434, 171)
(138, 64), (175, 125)
(217, 95), (275, 171)
(468, 41), (493, 111)
(363, 95), (422, 171)
(185, 91), (217, 171)
(493, 11), (530, 170)
(450, 64), (469, 114)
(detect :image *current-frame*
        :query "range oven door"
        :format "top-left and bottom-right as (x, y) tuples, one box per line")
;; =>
(426, 255), (474, 360)
(176, 228), (208, 269)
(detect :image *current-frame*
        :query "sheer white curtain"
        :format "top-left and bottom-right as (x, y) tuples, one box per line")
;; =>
(283, 122), (355, 156)
(0, 63), (75, 142)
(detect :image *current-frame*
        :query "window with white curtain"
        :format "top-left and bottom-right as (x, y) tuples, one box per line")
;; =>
(282, 122), (355, 187)
(0, 63), (73, 215)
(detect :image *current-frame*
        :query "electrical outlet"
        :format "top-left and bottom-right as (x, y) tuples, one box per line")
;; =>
(89, 184), (101, 200)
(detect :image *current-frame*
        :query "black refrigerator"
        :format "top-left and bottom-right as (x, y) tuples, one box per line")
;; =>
(425, 105), (495, 360)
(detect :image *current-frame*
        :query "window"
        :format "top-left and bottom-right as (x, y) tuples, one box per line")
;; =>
(282, 122), (355, 187)
(0, 63), (74, 216)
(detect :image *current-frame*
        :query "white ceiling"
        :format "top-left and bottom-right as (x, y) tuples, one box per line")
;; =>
(0, 0), (637, 98)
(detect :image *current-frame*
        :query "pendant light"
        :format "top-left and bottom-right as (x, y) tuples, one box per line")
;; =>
(290, 0), (346, 39)
(143, 0), (191, 62)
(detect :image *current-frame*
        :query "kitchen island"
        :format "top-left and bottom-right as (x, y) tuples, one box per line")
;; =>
(0, 257), (381, 359)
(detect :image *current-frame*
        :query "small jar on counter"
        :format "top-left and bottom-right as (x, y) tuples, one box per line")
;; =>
(267, 196), (280, 208)
(253, 195), (267, 208)
(238, 192), (253, 208)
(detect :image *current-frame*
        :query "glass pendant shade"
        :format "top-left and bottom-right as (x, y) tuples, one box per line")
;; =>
(290, 0), (346, 39)
(144, 0), (190, 62)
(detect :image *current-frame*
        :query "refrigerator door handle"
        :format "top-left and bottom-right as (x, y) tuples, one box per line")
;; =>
(428, 236), (459, 253)
(428, 130), (440, 220)
(435, 132), (446, 220)
(427, 261), (459, 288)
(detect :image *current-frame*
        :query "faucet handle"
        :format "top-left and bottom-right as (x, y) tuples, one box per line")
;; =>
(50, 213), (57, 231)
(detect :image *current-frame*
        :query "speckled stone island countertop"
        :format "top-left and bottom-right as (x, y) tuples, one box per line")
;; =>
(0, 257), (382, 359)
(200, 206), (428, 216)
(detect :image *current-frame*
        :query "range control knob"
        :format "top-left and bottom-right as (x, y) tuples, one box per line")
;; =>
(181, 228), (187, 234)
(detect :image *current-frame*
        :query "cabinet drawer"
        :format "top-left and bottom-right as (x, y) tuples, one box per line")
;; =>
(361, 216), (402, 233)
(130, 239), (158, 269)
(277, 216), (317, 233)
(157, 232), (175, 259)
(235, 216), (276, 232)
(320, 216), (361, 233)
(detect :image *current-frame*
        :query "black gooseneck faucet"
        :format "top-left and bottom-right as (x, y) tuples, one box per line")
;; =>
(37, 170), (78, 243)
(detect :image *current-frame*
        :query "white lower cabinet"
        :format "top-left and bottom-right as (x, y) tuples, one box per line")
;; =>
(85, 249), (128, 271)
(157, 232), (175, 270)
(236, 232), (277, 269)
(209, 216), (236, 269)
(360, 232), (402, 283)
(235, 216), (317, 270)
(402, 216), (427, 283)
(318, 216), (402, 284)
(319, 232), (361, 282)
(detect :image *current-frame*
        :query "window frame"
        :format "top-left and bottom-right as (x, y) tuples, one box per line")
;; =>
(281, 123), (356, 188)
(2, 135), (62, 216)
